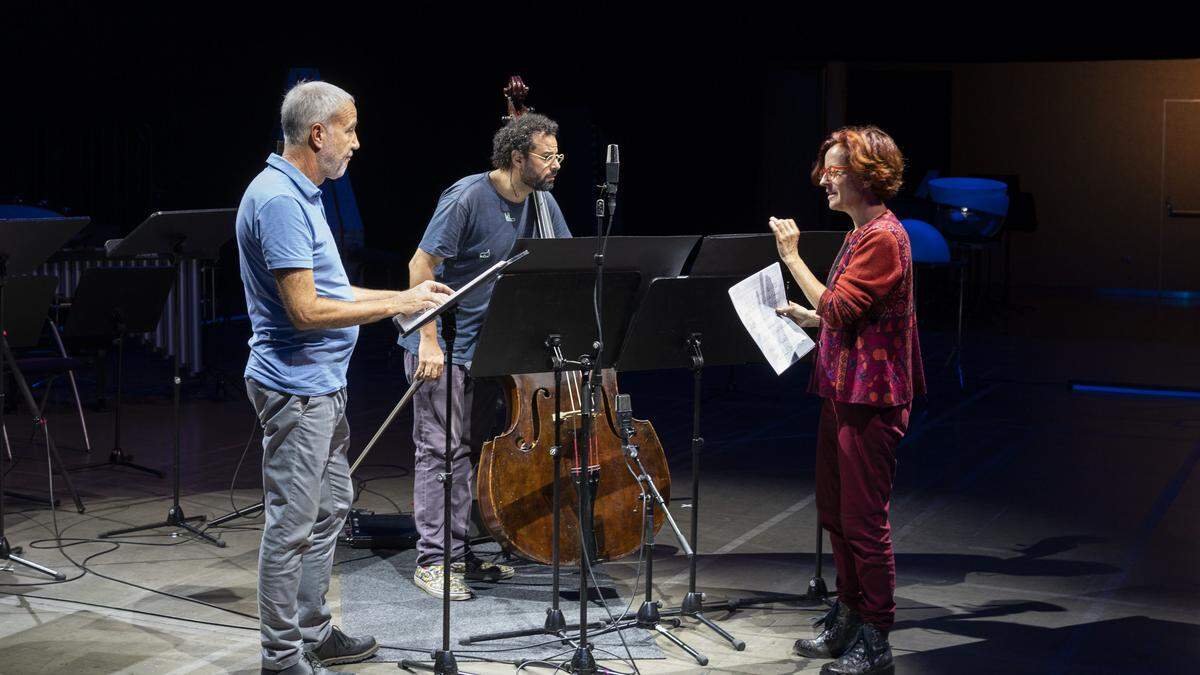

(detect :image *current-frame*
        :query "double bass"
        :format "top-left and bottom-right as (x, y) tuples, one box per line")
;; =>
(475, 77), (671, 565)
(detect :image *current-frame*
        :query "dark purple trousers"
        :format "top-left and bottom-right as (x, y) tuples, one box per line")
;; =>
(815, 398), (910, 632)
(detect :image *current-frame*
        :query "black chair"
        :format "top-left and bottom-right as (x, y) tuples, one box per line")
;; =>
(3, 319), (92, 458)
(1, 275), (87, 512)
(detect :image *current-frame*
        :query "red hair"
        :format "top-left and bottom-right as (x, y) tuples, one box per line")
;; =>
(810, 125), (904, 201)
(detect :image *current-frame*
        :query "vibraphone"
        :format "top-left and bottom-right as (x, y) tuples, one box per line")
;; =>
(40, 248), (212, 376)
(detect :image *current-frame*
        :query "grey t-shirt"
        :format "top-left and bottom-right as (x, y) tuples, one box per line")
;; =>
(399, 172), (570, 365)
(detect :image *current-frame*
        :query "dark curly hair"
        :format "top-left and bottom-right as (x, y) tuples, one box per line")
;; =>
(810, 125), (904, 201)
(491, 113), (560, 170)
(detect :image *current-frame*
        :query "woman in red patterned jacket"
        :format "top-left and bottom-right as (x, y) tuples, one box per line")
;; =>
(770, 125), (925, 675)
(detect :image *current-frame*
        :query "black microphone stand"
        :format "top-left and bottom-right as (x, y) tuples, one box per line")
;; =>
(561, 169), (619, 675)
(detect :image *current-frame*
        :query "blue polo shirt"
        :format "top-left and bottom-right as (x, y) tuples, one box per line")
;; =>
(399, 172), (570, 366)
(236, 154), (358, 396)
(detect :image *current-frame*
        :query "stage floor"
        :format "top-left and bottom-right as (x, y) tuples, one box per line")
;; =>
(3, 286), (1199, 673)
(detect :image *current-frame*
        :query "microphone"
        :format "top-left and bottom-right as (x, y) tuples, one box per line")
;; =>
(605, 144), (620, 195)
(615, 393), (635, 444)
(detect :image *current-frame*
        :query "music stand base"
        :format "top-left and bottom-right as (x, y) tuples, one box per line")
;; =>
(608, 599), (709, 666)
(707, 576), (832, 612)
(70, 448), (163, 479)
(657, 591), (746, 651)
(99, 505), (224, 548)
(460, 617), (606, 646)
(1, 535), (66, 581)
(2, 490), (59, 509)
(207, 500), (263, 527)
(400, 649), (466, 674)
(545, 607), (566, 632)
(569, 646), (597, 674)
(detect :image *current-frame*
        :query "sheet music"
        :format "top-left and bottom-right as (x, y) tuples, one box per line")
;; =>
(727, 262), (816, 375)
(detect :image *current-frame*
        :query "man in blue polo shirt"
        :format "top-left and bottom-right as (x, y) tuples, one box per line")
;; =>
(237, 81), (450, 675)
(400, 112), (570, 600)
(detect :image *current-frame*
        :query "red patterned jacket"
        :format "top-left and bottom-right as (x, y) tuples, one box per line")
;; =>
(809, 210), (926, 407)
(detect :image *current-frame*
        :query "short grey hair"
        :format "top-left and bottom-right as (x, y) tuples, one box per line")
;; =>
(280, 81), (355, 147)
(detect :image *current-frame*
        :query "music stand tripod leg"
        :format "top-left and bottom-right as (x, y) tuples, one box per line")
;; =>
(655, 336), (745, 651)
(660, 394), (829, 615)
(460, 337), (578, 648)
(68, 334), (164, 479)
(97, 254), (224, 548)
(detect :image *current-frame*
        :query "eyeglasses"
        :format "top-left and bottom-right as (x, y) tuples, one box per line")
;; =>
(529, 151), (566, 166)
(819, 165), (850, 180)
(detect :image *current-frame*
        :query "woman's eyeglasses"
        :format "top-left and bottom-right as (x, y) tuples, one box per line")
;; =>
(819, 165), (850, 180)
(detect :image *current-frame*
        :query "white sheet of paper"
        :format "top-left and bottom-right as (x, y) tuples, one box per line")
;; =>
(727, 262), (816, 375)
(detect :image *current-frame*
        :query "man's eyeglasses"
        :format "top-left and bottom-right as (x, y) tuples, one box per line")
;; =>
(529, 151), (566, 165)
(819, 165), (850, 180)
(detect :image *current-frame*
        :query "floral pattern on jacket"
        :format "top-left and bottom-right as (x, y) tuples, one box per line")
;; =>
(810, 211), (926, 406)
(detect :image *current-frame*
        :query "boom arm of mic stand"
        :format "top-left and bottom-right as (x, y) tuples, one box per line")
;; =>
(636, 455), (693, 558)
(348, 378), (424, 476)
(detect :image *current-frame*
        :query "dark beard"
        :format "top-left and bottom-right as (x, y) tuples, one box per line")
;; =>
(521, 165), (556, 192)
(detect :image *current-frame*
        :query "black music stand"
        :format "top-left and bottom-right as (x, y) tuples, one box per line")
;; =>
(509, 235), (699, 297)
(398, 250), (528, 675)
(461, 269), (641, 656)
(97, 209), (235, 548)
(0, 216), (88, 581)
(616, 275), (772, 652)
(463, 237), (696, 674)
(688, 231), (846, 295)
(65, 267), (176, 478)
(2, 275), (85, 512)
(678, 234), (836, 614)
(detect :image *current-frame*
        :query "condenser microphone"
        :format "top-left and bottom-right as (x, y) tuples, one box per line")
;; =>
(605, 144), (620, 195)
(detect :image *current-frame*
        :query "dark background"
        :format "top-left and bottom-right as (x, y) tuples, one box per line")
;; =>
(6, 7), (1198, 313)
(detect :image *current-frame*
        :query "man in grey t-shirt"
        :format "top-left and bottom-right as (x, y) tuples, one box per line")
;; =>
(403, 113), (570, 600)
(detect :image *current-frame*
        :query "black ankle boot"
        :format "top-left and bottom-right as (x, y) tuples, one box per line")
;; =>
(795, 601), (863, 659)
(821, 624), (893, 675)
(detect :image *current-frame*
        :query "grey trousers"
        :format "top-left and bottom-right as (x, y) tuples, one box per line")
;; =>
(246, 378), (352, 672)
(404, 351), (501, 567)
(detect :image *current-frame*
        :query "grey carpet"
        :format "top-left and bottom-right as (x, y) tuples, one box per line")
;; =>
(336, 543), (665, 666)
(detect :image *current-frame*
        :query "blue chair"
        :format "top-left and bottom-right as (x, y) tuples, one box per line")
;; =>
(903, 218), (951, 265)
(902, 219), (965, 389)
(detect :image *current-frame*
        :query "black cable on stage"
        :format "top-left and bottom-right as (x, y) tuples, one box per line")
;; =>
(2, 401), (649, 668)
(0, 591), (259, 631)
(1, 440), (261, 625)
(210, 412), (262, 527)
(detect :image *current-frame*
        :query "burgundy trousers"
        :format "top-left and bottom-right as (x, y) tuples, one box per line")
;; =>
(815, 397), (910, 632)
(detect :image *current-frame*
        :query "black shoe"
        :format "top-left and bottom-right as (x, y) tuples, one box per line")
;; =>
(795, 601), (863, 659)
(310, 625), (379, 666)
(820, 624), (894, 675)
(263, 650), (352, 674)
